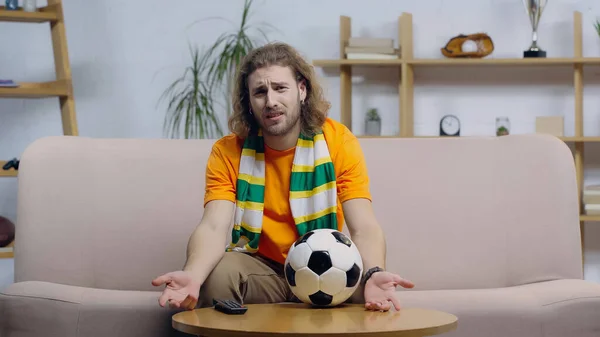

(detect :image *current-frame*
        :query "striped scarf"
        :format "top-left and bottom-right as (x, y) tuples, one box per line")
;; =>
(227, 130), (338, 253)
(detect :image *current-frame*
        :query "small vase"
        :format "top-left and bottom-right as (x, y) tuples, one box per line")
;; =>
(5, 0), (18, 10)
(365, 120), (381, 136)
(23, 0), (37, 12)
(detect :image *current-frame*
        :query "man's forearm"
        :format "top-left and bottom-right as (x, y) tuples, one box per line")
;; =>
(342, 198), (412, 306)
(342, 198), (387, 271)
(181, 200), (234, 285)
(351, 225), (387, 271)
(348, 224), (386, 303)
(183, 225), (226, 285)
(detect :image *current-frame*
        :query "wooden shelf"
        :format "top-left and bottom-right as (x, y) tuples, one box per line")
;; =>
(580, 215), (600, 222)
(0, 171), (17, 177)
(313, 59), (402, 66)
(0, 241), (14, 259)
(314, 57), (600, 67)
(0, 161), (17, 177)
(407, 57), (600, 66)
(0, 80), (70, 98)
(560, 137), (600, 142)
(0, 6), (59, 23)
(358, 135), (600, 142)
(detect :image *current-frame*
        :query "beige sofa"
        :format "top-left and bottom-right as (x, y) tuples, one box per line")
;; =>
(1, 133), (600, 337)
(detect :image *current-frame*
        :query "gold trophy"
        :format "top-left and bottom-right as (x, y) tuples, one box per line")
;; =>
(523, 0), (548, 58)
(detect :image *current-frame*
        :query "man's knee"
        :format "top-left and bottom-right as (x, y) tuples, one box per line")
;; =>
(205, 252), (246, 287)
(197, 252), (246, 307)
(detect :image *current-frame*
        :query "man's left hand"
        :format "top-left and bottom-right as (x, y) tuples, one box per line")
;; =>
(363, 271), (414, 311)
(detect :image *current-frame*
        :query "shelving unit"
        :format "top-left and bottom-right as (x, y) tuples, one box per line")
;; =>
(0, 0), (78, 257)
(313, 11), (600, 264)
(315, 57), (600, 67)
(0, 5), (59, 22)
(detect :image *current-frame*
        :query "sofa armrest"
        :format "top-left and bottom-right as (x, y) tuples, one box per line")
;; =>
(0, 281), (187, 337)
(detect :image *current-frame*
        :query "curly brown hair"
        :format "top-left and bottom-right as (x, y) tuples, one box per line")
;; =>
(228, 42), (331, 138)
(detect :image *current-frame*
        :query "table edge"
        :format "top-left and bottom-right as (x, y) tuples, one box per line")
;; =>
(172, 307), (458, 337)
(172, 321), (457, 337)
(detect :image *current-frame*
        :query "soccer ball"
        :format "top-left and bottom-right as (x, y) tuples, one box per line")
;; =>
(284, 228), (363, 307)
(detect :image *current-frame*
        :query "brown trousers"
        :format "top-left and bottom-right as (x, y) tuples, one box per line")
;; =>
(197, 251), (364, 308)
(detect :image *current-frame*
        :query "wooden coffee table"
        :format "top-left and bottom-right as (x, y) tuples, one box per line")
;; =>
(172, 303), (458, 336)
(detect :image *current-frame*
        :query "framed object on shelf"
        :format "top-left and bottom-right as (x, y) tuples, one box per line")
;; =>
(536, 116), (564, 136)
(440, 115), (460, 136)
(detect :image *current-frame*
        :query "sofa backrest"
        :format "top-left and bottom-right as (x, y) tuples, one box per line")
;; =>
(359, 135), (582, 290)
(13, 134), (582, 292)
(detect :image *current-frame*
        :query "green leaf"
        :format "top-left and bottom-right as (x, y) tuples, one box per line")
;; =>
(158, 0), (281, 139)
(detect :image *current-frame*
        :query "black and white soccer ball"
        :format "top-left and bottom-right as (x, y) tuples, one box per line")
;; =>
(284, 228), (363, 307)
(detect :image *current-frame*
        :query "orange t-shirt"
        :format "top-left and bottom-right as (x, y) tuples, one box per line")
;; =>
(204, 117), (371, 265)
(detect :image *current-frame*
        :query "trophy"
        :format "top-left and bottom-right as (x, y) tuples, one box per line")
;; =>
(522, 0), (548, 58)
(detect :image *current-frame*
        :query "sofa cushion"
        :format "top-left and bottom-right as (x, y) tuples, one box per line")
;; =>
(396, 279), (600, 337)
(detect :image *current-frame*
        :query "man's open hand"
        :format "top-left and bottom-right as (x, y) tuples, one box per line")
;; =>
(152, 271), (201, 310)
(363, 271), (414, 311)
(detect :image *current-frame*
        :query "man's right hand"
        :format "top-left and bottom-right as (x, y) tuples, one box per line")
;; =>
(153, 200), (234, 310)
(152, 271), (202, 310)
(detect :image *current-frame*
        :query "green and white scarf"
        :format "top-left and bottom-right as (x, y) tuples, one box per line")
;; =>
(227, 130), (338, 253)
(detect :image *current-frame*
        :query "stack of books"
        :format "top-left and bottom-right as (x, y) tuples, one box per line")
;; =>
(345, 38), (400, 60)
(583, 185), (600, 215)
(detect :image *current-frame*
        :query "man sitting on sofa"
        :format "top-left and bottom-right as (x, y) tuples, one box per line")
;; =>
(152, 42), (414, 312)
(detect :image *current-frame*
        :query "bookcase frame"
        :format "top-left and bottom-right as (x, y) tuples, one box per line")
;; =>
(0, 1), (78, 258)
(313, 11), (600, 265)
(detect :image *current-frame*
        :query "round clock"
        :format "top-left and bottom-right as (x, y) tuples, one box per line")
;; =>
(440, 115), (460, 136)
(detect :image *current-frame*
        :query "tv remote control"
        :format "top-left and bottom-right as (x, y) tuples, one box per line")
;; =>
(212, 298), (247, 315)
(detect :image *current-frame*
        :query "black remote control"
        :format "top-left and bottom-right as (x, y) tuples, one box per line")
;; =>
(212, 298), (247, 315)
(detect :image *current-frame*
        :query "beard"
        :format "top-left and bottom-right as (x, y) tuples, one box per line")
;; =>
(255, 97), (302, 137)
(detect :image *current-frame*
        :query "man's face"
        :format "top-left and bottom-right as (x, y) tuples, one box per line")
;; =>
(247, 65), (306, 137)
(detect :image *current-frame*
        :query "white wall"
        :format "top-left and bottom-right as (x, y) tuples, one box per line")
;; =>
(1, 0), (600, 289)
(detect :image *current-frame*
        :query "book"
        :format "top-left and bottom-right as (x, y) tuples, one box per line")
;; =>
(583, 185), (600, 204)
(345, 46), (399, 54)
(348, 37), (394, 48)
(584, 203), (600, 215)
(346, 52), (399, 60)
(0, 80), (18, 87)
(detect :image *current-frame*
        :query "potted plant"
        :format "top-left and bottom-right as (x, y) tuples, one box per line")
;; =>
(365, 108), (381, 136)
(495, 116), (510, 136)
(159, 46), (223, 139)
(159, 0), (276, 139)
(595, 18), (600, 39)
